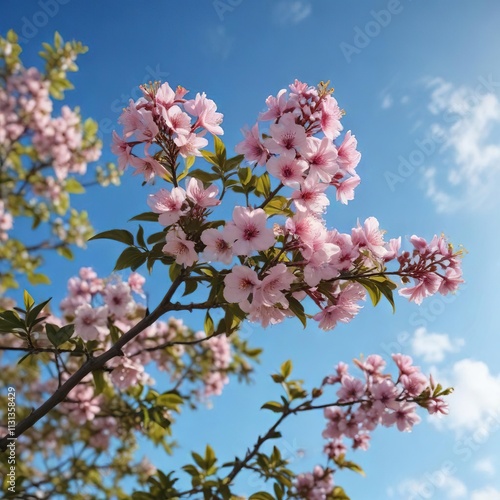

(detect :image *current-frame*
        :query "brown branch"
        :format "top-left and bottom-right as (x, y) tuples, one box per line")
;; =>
(0, 272), (186, 452)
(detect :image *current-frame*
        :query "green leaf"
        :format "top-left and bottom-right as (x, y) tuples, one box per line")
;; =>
(249, 492), (275, 500)
(214, 135), (226, 162)
(23, 290), (34, 310)
(287, 296), (307, 328)
(182, 279), (198, 297)
(27, 273), (51, 285)
(238, 166), (252, 185)
(136, 225), (146, 248)
(169, 262), (182, 281)
(255, 172), (271, 197)
(331, 486), (350, 500)
(129, 212), (160, 222)
(89, 229), (134, 246)
(114, 247), (147, 271)
(65, 178), (85, 194)
(156, 392), (184, 411)
(189, 169), (220, 183)
(204, 311), (214, 336)
(26, 298), (52, 327)
(261, 401), (284, 413)
(280, 360), (293, 379)
(0, 310), (26, 333)
(46, 323), (74, 347)
(56, 246), (74, 260)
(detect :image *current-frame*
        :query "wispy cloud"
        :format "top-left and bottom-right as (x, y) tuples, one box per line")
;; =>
(381, 93), (393, 109)
(204, 25), (234, 60)
(410, 327), (464, 363)
(273, 1), (312, 26)
(473, 457), (495, 476)
(430, 358), (500, 432)
(471, 487), (500, 500)
(420, 76), (500, 213)
(390, 474), (467, 499)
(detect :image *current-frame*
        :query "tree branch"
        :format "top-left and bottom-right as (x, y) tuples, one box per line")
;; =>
(0, 273), (186, 451)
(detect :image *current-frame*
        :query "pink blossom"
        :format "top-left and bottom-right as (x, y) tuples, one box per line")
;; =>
(254, 263), (295, 307)
(111, 132), (132, 171)
(161, 104), (191, 136)
(337, 376), (365, 402)
(336, 131), (361, 174)
(223, 265), (260, 303)
(65, 385), (101, 425)
(302, 136), (339, 182)
(438, 267), (464, 295)
(162, 229), (198, 267)
(371, 379), (398, 411)
(174, 132), (208, 157)
(392, 354), (418, 375)
(128, 272), (146, 296)
(259, 88), (289, 121)
(291, 175), (330, 214)
(201, 227), (234, 264)
(264, 113), (307, 155)
(384, 237), (401, 262)
(335, 174), (361, 204)
(266, 152), (307, 188)
(320, 94), (343, 140)
(108, 356), (146, 390)
(399, 272), (442, 305)
(427, 398), (449, 415)
(184, 92), (224, 136)
(401, 372), (428, 396)
(235, 124), (268, 165)
(224, 206), (275, 255)
(185, 177), (220, 207)
(382, 402), (422, 432)
(129, 154), (166, 182)
(104, 282), (134, 319)
(74, 304), (109, 341)
(352, 217), (388, 259)
(147, 187), (187, 226)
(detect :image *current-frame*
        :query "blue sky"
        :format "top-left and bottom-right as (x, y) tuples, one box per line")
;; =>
(4, 1), (500, 498)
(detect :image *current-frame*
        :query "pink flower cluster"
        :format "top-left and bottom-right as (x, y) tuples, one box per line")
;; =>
(108, 80), (464, 331)
(1, 66), (101, 180)
(112, 81), (224, 182)
(294, 466), (334, 500)
(319, 354), (447, 460)
(236, 80), (361, 204)
(397, 235), (463, 304)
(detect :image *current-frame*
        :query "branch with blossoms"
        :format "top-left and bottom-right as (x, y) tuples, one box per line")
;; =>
(0, 31), (121, 293)
(133, 354), (452, 499)
(0, 72), (464, 498)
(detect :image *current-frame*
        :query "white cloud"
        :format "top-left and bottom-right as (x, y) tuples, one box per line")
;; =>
(430, 359), (500, 432)
(471, 487), (500, 500)
(393, 474), (467, 499)
(473, 457), (495, 476)
(204, 26), (233, 60)
(273, 1), (312, 25)
(421, 76), (500, 213)
(381, 94), (393, 109)
(411, 327), (464, 363)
